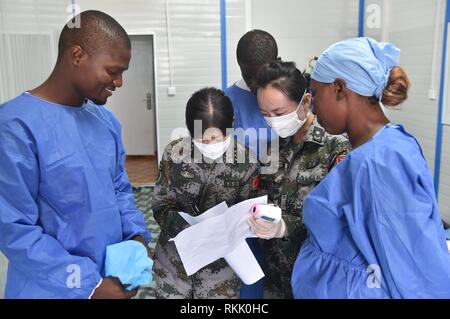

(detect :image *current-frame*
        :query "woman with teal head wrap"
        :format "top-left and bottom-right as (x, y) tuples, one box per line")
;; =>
(291, 37), (450, 298)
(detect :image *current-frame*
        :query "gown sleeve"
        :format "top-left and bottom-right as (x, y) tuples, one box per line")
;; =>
(0, 120), (102, 298)
(108, 113), (151, 243)
(354, 150), (450, 298)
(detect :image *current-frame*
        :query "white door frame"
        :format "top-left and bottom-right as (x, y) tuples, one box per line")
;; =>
(124, 29), (160, 156)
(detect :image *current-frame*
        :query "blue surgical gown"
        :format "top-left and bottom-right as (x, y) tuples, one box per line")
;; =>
(224, 81), (276, 157)
(292, 124), (450, 298)
(225, 81), (273, 298)
(0, 93), (151, 298)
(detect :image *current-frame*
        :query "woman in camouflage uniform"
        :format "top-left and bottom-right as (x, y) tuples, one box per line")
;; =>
(152, 88), (260, 299)
(247, 61), (351, 298)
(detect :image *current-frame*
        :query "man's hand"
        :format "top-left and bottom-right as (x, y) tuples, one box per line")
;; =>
(91, 277), (139, 299)
(132, 235), (155, 259)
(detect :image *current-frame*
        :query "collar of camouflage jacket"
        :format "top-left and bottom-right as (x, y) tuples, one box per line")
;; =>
(279, 117), (325, 147)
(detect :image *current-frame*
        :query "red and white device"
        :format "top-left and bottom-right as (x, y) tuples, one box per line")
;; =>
(250, 203), (282, 224)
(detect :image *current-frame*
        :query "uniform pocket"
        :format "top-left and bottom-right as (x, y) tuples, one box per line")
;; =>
(297, 166), (327, 185)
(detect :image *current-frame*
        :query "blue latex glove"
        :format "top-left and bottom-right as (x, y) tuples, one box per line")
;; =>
(105, 240), (153, 291)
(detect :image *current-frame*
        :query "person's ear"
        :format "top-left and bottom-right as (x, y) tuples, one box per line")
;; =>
(299, 93), (312, 118)
(334, 79), (347, 101)
(70, 45), (87, 67)
(302, 93), (312, 108)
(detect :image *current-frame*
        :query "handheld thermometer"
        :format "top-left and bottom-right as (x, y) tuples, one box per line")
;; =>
(250, 203), (282, 224)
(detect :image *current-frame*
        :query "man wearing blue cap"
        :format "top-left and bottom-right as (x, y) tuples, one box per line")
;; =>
(291, 37), (450, 298)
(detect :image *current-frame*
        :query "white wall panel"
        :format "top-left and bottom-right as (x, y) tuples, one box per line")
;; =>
(76, 0), (228, 159)
(251, 0), (359, 71)
(371, 0), (449, 220)
(225, 0), (247, 86)
(0, 0), (67, 102)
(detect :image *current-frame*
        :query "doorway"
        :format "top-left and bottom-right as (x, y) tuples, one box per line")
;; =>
(108, 34), (157, 155)
(107, 34), (158, 185)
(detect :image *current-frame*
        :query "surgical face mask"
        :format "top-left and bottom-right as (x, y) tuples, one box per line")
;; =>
(264, 90), (310, 138)
(193, 135), (232, 160)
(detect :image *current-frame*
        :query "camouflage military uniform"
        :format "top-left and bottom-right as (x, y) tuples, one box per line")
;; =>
(152, 137), (260, 299)
(259, 119), (351, 299)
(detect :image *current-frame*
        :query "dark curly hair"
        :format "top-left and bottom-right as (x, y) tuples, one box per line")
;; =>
(237, 29), (278, 65)
(57, 10), (130, 63)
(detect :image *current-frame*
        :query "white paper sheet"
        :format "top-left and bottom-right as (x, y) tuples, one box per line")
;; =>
(178, 201), (229, 225)
(170, 196), (268, 284)
(224, 241), (265, 285)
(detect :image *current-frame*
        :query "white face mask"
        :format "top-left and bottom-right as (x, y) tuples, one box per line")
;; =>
(193, 135), (232, 160)
(264, 90), (310, 138)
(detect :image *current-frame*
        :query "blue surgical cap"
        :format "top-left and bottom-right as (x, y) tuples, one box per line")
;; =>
(311, 37), (400, 100)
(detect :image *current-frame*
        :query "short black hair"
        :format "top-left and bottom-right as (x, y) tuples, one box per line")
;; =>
(256, 61), (307, 104)
(185, 88), (234, 137)
(237, 29), (278, 66)
(57, 10), (131, 62)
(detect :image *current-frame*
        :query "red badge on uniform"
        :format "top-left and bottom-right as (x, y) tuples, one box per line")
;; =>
(252, 175), (260, 191)
(335, 154), (346, 165)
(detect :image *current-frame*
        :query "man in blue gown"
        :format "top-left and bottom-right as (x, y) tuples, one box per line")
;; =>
(224, 30), (279, 299)
(0, 10), (151, 299)
(224, 29), (278, 158)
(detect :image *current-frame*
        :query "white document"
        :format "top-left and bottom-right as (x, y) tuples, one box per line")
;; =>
(170, 196), (268, 285)
(225, 241), (265, 285)
(178, 201), (229, 225)
(447, 240), (450, 253)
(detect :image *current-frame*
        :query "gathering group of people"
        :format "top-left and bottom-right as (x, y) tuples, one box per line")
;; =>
(1, 10), (449, 299)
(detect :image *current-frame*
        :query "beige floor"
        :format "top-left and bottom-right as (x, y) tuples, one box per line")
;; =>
(125, 155), (158, 186)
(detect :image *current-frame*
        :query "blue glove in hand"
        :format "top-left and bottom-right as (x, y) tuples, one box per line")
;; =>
(105, 240), (153, 291)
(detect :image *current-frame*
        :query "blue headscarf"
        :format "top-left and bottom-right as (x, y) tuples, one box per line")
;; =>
(311, 37), (400, 100)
